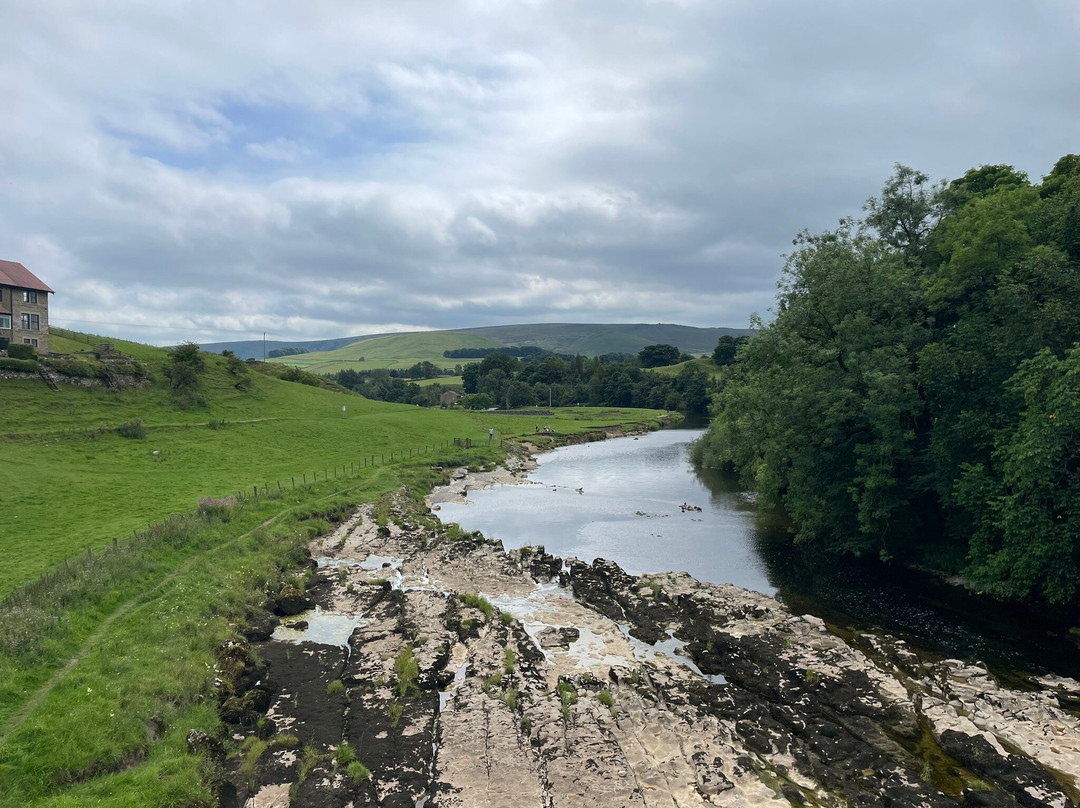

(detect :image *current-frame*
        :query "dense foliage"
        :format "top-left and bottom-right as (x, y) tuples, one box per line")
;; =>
(460, 350), (714, 413)
(694, 155), (1080, 604)
(332, 369), (458, 406)
(443, 345), (554, 359)
(267, 346), (310, 357)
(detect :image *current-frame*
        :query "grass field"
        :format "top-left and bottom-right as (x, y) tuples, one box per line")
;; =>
(1, 340), (659, 596)
(268, 331), (502, 374)
(650, 357), (722, 377)
(0, 331), (666, 806)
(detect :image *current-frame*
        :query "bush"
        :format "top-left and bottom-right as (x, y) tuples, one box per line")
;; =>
(165, 342), (204, 392)
(108, 360), (149, 378)
(42, 356), (103, 378)
(7, 343), (37, 360)
(116, 419), (146, 439)
(0, 357), (38, 372)
(461, 393), (495, 410)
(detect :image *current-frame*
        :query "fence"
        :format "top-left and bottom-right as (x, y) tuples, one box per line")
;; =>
(230, 437), (489, 501)
(0, 434), (502, 619)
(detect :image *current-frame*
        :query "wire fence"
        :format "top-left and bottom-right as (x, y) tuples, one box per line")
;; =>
(0, 434), (498, 628)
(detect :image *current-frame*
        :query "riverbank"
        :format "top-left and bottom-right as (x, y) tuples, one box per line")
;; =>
(221, 492), (1080, 807)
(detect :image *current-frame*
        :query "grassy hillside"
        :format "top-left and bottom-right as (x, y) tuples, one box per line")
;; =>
(267, 331), (502, 374)
(0, 329), (669, 807)
(206, 322), (754, 361)
(650, 357), (724, 377)
(451, 322), (751, 356)
(1, 334), (663, 597)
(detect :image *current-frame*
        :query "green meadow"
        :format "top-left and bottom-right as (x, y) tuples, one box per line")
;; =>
(267, 330), (502, 374)
(0, 332), (665, 806)
(1, 340), (660, 597)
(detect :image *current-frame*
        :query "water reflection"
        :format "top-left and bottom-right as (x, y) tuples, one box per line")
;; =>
(439, 427), (1080, 678)
(438, 428), (776, 595)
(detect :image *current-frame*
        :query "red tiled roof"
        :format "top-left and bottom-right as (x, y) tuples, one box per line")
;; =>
(0, 260), (54, 294)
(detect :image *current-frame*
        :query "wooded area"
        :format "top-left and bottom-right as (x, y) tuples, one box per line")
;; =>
(694, 156), (1080, 605)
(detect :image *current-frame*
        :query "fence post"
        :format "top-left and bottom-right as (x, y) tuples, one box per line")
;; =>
(292, 477), (295, 489)
(253, 485), (258, 498)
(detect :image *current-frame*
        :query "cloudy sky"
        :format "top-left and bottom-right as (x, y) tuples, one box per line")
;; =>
(2, 0), (1077, 345)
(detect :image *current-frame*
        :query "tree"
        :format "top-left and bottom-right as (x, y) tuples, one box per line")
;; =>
(165, 342), (204, 392)
(638, 344), (681, 368)
(712, 336), (740, 366)
(461, 393), (494, 410)
(862, 164), (945, 256)
(958, 347), (1080, 603)
(696, 219), (931, 556)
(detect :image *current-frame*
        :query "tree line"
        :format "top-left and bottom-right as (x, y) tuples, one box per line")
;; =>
(693, 155), (1080, 606)
(458, 348), (713, 413)
(328, 344), (719, 413)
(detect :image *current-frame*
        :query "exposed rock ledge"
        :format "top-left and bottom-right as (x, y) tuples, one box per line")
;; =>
(219, 498), (1080, 808)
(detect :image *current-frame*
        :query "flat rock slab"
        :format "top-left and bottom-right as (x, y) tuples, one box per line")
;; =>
(221, 492), (1080, 808)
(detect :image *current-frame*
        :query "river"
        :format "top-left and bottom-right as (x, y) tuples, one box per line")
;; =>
(438, 427), (1080, 681)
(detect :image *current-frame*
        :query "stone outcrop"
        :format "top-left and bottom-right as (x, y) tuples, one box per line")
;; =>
(217, 496), (1080, 808)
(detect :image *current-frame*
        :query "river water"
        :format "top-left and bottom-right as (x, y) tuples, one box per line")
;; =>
(438, 427), (1080, 680)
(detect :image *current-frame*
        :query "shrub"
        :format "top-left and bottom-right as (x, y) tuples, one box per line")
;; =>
(42, 356), (103, 378)
(461, 393), (495, 410)
(326, 679), (346, 696)
(0, 357), (37, 372)
(108, 360), (149, 378)
(115, 419), (143, 440)
(165, 342), (204, 392)
(7, 343), (37, 360)
(116, 419), (146, 439)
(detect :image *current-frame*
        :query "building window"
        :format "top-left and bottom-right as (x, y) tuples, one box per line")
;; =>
(23, 290), (38, 303)
(21, 313), (40, 331)
(23, 338), (38, 347)
(0, 314), (10, 329)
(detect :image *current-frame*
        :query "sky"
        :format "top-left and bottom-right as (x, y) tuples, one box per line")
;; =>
(2, 0), (1078, 346)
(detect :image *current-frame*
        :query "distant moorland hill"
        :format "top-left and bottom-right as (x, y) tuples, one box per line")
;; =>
(201, 322), (754, 363)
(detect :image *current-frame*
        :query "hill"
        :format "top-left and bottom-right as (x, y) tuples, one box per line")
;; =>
(0, 331), (666, 597)
(203, 322), (754, 362)
(267, 331), (503, 374)
(452, 322), (752, 356)
(0, 330), (668, 807)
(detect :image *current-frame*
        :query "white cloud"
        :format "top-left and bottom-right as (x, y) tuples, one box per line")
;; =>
(245, 138), (315, 164)
(0, 0), (1076, 344)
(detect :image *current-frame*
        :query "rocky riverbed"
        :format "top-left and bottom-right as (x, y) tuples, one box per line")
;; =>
(214, 483), (1080, 808)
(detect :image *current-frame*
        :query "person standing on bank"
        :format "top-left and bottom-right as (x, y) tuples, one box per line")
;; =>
(488, 427), (494, 441)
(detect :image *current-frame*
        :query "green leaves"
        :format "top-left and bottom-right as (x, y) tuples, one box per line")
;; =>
(698, 154), (1080, 603)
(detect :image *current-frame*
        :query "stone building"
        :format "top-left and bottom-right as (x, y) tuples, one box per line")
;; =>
(0, 260), (53, 353)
